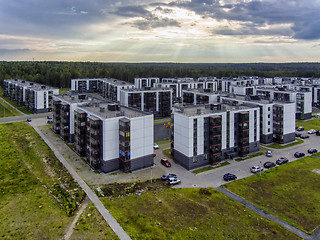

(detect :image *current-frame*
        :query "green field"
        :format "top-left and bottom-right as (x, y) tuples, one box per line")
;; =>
(224, 156), (320, 233)
(70, 202), (119, 240)
(296, 118), (320, 131)
(264, 138), (304, 149)
(101, 188), (299, 240)
(0, 122), (86, 239)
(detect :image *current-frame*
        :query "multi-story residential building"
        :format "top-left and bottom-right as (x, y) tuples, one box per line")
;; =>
(3, 79), (59, 113)
(52, 93), (106, 142)
(119, 88), (172, 117)
(74, 102), (154, 173)
(134, 78), (160, 88)
(71, 78), (135, 102)
(182, 89), (220, 106)
(254, 87), (312, 120)
(172, 104), (260, 170)
(221, 95), (296, 144)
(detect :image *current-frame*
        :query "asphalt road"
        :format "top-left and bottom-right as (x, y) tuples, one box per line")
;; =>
(155, 132), (319, 188)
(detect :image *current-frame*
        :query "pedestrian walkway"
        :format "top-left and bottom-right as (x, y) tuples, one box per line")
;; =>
(33, 126), (131, 240)
(216, 187), (313, 240)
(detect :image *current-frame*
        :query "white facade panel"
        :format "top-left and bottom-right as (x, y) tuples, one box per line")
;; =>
(102, 118), (120, 161)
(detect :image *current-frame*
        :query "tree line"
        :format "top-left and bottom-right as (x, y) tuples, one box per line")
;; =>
(1, 61), (320, 88)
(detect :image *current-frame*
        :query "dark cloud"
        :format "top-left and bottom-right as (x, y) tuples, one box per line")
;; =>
(131, 17), (180, 30)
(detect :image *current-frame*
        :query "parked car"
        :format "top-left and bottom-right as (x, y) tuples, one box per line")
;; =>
(27, 118), (32, 122)
(153, 152), (156, 157)
(295, 132), (302, 137)
(316, 130), (320, 136)
(223, 173), (237, 181)
(294, 152), (305, 158)
(161, 173), (177, 181)
(300, 134), (309, 139)
(47, 115), (53, 119)
(161, 158), (171, 167)
(276, 157), (289, 165)
(250, 166), (263, 173)
(264, 161), (276, 168)
(47, 120), (53, 124)
(167, 177), (181, 185)
(296, 126), (304, 131)
(308, 148), (318, 154)
(308, 129), (316, 134)
(153, 143), (159, 149)
(265, 150), (272, 157)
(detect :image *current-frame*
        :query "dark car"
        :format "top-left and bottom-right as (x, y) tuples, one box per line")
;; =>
(296, 126), (304, 131)
(27, 118), (32, 122)
(295, 132), (301, 137)
(294, 152), (305, 158)
(264, 161), (276, 168)
(300, 134), (309, 139)
(308, 148), (318, 154)
(161, 158), (171, 167)
(161, 173), (177, 181)
(276, 157), (289, 165)
(316, 130), (320, 136)
(47, 115), (53, 119)
(223, 173), (237, 181)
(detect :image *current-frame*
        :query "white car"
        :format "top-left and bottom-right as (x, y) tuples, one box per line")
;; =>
(167, 177), (181, 185)
(250, 166), (264, 173)
(153, 143), (159, 149)
(308, 129), (316, 134)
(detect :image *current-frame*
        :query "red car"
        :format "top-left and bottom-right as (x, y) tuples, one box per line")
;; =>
(153, 152), (156, 157)
(161, 158), (171, 167)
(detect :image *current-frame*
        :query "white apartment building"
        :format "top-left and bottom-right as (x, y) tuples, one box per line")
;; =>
(74, 102), (154, 173)
(173, 104), (260, 170)
(119, 88), (172, 117)
(134, 78), (160, 88)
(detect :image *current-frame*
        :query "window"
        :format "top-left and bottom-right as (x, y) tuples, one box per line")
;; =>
(268, 121), (270, 125)
(193, 156), (198, 163)
(268, 107), (271, 111)
(268, 114), (270, 118)
(268, 128), (270, 132)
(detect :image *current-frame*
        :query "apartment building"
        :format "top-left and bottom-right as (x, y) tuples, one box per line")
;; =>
(254, 87), (312, 120)
(182, 89), (220, 106)
(52, 93), (105, 142)
(134, 78), (160, 88)
(74, 103), (154, 173)
(71, 78), (135, 102)
(172, 104), (260, 170)
(119, 88), (172, 117)
(3, 79), (59, 113)
(221, 95), (296, 144)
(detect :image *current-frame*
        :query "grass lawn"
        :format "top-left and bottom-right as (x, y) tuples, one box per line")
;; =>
(101, 188), (299, 240)
(0, 99), (21, 117)
(162, 149), (173, 159)
(70, 202), (119, 240)
(156, 139), (171, 149)
(296, 118), (320, 131)
(224, 156), (320, 234)
(235, 151), (264, 162)
(265, 138), (304, 149)
(192, 162), (230, 174)
(59, 88), (71, 95)
(0, 122), (85, 239)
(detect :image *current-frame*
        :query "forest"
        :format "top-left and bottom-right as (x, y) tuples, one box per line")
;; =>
(1, 61), (320, 88)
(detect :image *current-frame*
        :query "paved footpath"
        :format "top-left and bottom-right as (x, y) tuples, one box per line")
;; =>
(217, 187), (313, 240)
(0, 96), (25, 115)
(33, 126), (131, 240)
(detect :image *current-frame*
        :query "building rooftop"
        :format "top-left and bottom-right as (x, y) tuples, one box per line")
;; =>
(121, 87), (172, 92)
(78, 102), (149, 119)
(54, 93), (106, 104)
(174, 103), (256, 117)
(4, 79), (58, 91)
(221, 94), (294, 105)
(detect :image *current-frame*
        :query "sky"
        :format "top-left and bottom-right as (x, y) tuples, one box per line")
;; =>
(1, 0), (320, 63)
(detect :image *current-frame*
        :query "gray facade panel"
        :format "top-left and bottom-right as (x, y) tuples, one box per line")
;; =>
(101, 158), (119, 173)
(131, 154), (154, 171)
(283, 132), (295, 144)
(249, 141), (260, 153)
(296, 112), (312, 120)
(260, 134), (273, 144)
(173, 150), (209, 170)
